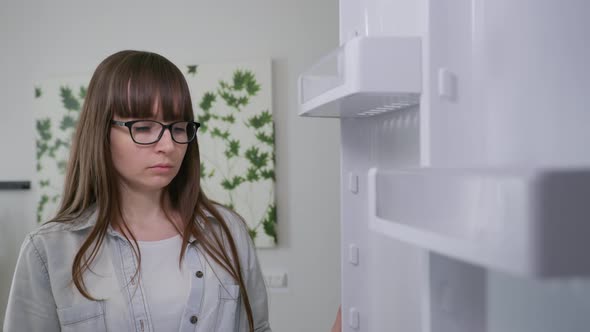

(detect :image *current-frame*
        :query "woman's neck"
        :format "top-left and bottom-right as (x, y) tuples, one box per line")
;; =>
(119, 187), (163, 217)
(115, 185), (182, 241)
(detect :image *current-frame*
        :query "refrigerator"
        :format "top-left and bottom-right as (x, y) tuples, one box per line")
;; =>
(298, 0), (590, 331)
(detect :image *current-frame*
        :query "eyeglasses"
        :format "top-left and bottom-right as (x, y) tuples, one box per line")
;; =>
(111, 120), (200, 145)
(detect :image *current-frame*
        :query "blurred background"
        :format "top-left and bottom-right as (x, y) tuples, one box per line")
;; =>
(0, 1), (341, 331)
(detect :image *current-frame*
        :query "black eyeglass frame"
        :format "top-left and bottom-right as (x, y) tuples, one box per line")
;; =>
(111, 119), (201, 145)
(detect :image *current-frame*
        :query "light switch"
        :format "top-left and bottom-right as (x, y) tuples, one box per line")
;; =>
(263, 270), (288, 289)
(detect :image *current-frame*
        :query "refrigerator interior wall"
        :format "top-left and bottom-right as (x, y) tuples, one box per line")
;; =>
(428, 255), (590, 332)
(426, 0), (487, 167)
(480, 0), (590, 167)
(341, 107), (423, 332)
(427, 0), (590, 331)
(431, 0), (590, 331)
(339, 0), (425, 44)
(428, 0), (590, 167)
(341, 109), (590, 332)
(487, 270), (590, 332)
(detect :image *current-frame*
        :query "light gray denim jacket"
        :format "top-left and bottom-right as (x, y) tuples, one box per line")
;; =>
(3, 205), (271, 332)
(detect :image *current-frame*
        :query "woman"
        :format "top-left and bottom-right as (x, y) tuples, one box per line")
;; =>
(4, 50), (271, 331)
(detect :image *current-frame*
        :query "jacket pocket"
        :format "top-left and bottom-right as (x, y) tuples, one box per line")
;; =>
(57, 301), (106, 332)
(214, 284), (241, 331)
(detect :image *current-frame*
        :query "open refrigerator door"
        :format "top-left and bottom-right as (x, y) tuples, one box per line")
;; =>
(299, 1), (590, 331)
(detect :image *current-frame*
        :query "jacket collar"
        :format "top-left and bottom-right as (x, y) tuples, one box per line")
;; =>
(67, 204), (214, 242)
(66, 204), (99, 232)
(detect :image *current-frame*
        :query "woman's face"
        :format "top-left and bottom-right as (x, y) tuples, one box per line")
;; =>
(110, 112), (188, 194)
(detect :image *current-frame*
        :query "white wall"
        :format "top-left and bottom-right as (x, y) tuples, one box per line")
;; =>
(0, 1), (341, 330)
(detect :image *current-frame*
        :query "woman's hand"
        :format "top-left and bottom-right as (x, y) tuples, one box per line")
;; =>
(331, 306), (342, 332)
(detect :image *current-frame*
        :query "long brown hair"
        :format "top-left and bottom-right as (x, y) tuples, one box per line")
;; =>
(50, 50), (255, 331)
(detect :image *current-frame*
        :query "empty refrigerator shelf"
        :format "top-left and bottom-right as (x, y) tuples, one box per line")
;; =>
(368, 167), (590, 278)
(298, 36), (422, 118)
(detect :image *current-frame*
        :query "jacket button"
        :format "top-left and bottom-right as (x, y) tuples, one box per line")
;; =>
(195, 271), (203, 278)
(190, 315), (198, 324)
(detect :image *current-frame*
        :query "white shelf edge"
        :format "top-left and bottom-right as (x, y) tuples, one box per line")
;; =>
(298, 36), (422, 118)
(368, 167), (590, 279)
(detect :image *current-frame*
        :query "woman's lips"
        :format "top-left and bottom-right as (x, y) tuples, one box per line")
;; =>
(149, 164), (174, 172)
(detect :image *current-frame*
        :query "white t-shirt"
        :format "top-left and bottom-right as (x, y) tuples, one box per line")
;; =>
(137, 235), (190, 332)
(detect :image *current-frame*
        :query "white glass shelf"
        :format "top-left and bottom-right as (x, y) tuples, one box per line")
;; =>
(298, 36), (422, 118)
(368, 167), (590, 278)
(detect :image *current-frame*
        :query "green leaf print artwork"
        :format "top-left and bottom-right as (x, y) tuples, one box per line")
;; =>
(186, 61), (277, 247)
(34, 77), (87, 223)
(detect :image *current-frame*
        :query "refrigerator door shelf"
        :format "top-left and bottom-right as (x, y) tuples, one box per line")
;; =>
(298, 36), (421, 118)
(367, 167), (590, 279)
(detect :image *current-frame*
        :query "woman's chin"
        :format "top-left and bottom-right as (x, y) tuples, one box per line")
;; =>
(138, 178), (175, 192)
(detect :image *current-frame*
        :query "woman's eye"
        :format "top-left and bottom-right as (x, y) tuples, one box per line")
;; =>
(173, 127), (187, 133)
(135, 126), (152, 132)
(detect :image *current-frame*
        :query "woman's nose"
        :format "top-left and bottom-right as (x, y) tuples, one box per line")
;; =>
(155, 128), (175, 151)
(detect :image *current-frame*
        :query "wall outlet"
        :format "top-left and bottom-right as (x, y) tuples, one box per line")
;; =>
(263, 270), (288, 289)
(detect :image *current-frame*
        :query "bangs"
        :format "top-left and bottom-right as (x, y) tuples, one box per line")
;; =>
(108, 52), (193, 122)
